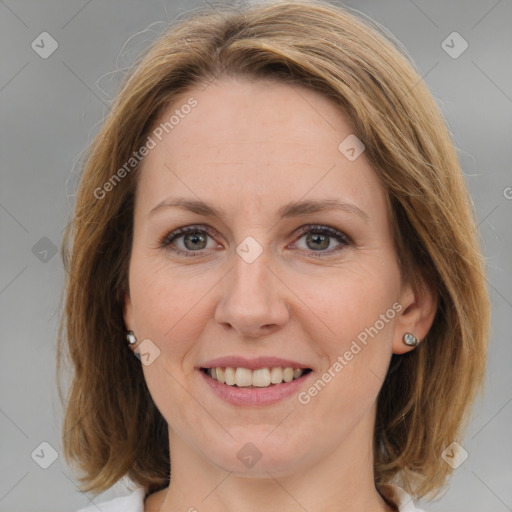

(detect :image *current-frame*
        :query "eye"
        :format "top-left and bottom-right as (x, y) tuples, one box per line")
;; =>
(291, 224), (351, 257)
(159, 226), (218, 257)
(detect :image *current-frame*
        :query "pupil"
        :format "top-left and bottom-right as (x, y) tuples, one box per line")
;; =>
(308, 233), (329, 250)
(185, 233), (206, 250)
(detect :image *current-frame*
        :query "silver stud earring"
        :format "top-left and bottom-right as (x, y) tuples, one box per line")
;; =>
(403, 332), (419, 347)
(126, 330), (137, 345)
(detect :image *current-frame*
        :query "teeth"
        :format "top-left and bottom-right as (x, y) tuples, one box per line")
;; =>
(283, 367), (294, 382)
(206, 366), (307, 387)
(216, 367), (225, 384)
(252, 368), (271, 387)
(270, 367), (283, 384)
(235, 367), (253, 387)
(225, 367), (236, 386)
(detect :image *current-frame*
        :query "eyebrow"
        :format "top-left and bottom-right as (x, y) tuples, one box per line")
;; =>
(148, 197), (369, 222)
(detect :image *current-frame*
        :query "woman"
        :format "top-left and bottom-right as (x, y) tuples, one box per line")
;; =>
(57, 1), (490, 511)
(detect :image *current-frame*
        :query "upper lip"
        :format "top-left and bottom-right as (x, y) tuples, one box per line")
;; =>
(200, 356), (312, 370)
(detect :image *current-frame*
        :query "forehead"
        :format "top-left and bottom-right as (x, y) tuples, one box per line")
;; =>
(135, 77), (387, 222)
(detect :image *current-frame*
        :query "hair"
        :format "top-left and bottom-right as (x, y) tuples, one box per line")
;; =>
(57, 0), (490, 507)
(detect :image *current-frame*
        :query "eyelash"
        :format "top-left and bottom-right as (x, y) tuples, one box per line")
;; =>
(158, 224), (352, 258)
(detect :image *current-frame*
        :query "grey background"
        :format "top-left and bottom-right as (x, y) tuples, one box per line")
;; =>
(1, 0), (511, 511)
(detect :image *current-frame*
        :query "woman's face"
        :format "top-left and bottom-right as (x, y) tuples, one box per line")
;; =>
(124, 77), (424, 478)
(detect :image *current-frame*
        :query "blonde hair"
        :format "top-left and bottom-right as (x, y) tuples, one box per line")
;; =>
(57, 0), (490, 505)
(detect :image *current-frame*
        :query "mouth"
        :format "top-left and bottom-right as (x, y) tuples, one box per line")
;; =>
(200, 366), (313, 388)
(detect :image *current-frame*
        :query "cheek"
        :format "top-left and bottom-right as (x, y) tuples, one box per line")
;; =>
(128, 253), (224, 361)
(295, 264), (399, 401)
(129, 257), (215, 423)
(298, 262), (399, 346)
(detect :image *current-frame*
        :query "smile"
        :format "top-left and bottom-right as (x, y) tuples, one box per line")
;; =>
(199, 365), (314, 406)
(201, 366), (312, 388)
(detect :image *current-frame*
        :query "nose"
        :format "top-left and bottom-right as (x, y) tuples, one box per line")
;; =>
(214, 247), (290, 338)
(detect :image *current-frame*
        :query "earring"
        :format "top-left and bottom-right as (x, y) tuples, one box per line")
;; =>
(403, 332), (419, 347)
(126, 330), (137, 345)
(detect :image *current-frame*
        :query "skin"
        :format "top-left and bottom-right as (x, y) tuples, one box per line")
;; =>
(123, 77), (437, 512)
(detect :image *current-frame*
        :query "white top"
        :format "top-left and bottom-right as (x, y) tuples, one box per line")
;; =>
(75, 485), (425, 511)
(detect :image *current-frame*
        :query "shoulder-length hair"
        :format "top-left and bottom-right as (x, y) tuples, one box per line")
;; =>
(57, 0), (490, 504)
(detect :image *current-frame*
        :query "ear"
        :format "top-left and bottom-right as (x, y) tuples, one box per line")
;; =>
(393, 277), (438, 355)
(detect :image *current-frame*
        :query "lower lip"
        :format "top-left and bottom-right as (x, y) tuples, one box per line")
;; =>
(199, 370), (313, 406)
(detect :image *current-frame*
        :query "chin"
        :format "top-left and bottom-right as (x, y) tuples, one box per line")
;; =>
(202, 428), (311, 477)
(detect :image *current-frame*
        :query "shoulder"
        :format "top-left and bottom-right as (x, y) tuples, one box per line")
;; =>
(74, 486), (146, 512)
